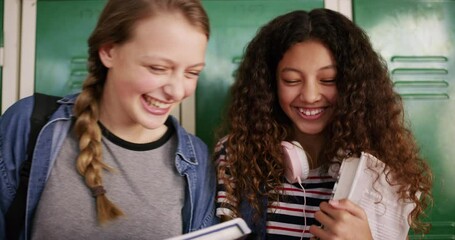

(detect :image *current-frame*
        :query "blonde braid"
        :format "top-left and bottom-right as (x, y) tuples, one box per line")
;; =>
(73, 75), (124, 223)
(72, 0), (209, 224)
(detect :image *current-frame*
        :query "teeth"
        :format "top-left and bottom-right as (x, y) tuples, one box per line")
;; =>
(299, 108), (324, 116)
(144, 95), (171, 109)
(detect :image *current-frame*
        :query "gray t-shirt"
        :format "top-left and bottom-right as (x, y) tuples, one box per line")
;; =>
(31, 123), (185, 240)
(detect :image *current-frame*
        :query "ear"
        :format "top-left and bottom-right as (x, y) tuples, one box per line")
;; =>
(99, 43), (115, 68)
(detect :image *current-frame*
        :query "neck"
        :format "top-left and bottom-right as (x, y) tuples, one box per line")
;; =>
(293, 132), (326, 169)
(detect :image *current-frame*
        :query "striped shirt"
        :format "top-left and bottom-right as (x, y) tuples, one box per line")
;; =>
(215, 140), (336, 240)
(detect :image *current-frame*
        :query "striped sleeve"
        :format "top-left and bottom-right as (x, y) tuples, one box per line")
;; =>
(215, 137), (237, 218)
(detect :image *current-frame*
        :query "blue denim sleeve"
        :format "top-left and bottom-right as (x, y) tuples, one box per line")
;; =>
(192, 136), (219, 230)
(0, 96), (34, 240)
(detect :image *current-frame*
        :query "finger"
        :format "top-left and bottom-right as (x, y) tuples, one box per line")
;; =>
(318, 201), (339, 219)
(309, 225), (332, 240)
(314, 207), (335, 227)
(329, 199), (368, 220)
(320, 200), (359, 231)
(319, 201), (334, 214)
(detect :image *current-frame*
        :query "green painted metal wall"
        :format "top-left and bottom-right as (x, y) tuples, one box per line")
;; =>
(34, 0), (323, 150)
(354, 0), (455, 238)
(35, 0), (106, 97)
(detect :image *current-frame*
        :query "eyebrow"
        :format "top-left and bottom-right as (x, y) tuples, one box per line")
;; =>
(141, 56), (206, 68)
(280, 65), (337, 73)
(189, 62), (206, 68)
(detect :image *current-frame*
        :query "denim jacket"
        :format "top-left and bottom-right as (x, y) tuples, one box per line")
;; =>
(0, 94), (218, 240)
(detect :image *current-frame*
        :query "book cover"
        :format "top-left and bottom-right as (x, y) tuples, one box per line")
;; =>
(332, 152), (415, 240)
(165, 217), (251, 240)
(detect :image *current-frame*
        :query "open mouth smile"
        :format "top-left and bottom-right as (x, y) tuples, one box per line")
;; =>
(298, 108), (324, 116)
(143, 95), (171, 109)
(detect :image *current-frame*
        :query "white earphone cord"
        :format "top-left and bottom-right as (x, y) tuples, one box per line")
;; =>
(297, 178), (307, 240)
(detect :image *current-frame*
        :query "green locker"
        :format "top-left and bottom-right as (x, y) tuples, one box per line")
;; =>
(35, 0), (106, 97)
(354, 0), (455, 238)
(198, 0), (324, 150)
(34, 0), (323, 149)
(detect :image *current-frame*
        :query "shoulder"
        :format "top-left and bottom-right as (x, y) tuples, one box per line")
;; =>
(214, 136), (229, 155)
(0, 96), (34, 129)
(214, 136), (228, 153)
(3, 95), (35, 114)
(0, 93), (78, 134)
(214, 136), (229, 167)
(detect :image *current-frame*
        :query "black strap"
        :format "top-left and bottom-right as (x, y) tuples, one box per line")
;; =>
(5, 93), (61, 240)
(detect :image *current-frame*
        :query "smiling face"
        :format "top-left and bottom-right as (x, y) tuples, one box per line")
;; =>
(98, 12), (208, 140)
(277, 40), (338, 139)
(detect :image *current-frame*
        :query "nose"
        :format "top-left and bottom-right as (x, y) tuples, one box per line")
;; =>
(299, 80), (321, 103)
(163, 73), (186, 101)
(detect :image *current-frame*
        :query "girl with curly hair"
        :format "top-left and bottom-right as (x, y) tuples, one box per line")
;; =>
(0, 0), (217, 239)
(215, 8), (432, 240)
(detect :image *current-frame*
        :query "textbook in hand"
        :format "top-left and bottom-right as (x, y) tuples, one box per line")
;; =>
(332, 152), (416, 240)
(166, 218), (251, 240)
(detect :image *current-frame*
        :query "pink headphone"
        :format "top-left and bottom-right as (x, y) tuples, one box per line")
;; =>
(281, 141), (310, 183)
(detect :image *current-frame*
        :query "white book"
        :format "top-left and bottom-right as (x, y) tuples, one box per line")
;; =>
(165, 218), (251, 240)
(332, 152), (416, 240)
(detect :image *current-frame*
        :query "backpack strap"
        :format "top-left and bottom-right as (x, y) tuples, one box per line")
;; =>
(5, 93), (61, 240)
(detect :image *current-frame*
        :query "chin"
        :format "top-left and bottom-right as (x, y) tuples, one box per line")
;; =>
(140, 115), (168, 128)
(295, 125), (326, 136)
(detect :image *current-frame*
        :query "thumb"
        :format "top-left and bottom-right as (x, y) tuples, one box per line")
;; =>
(329, 199), (367, 220)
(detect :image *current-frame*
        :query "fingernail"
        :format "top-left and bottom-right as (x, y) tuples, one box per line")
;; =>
(329, 199), (339, 206)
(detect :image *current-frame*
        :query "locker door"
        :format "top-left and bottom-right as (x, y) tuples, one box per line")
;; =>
(35, 0), (106, 97)
(32, 0), (323, 146)
(33, 0), (191, 125)
(354, 0), (455, 238)
(197, 0), (324, 150)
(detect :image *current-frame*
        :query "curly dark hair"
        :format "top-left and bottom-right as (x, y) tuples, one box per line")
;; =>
(218, 8), (432, 233)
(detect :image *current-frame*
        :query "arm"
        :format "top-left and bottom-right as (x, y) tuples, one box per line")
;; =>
(200, 146), (220, 227)
(0, 96), (35, 240)
(189, 136), (219, 231)
(213, 138), (235, 221)
(309, 199), (373, 240)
